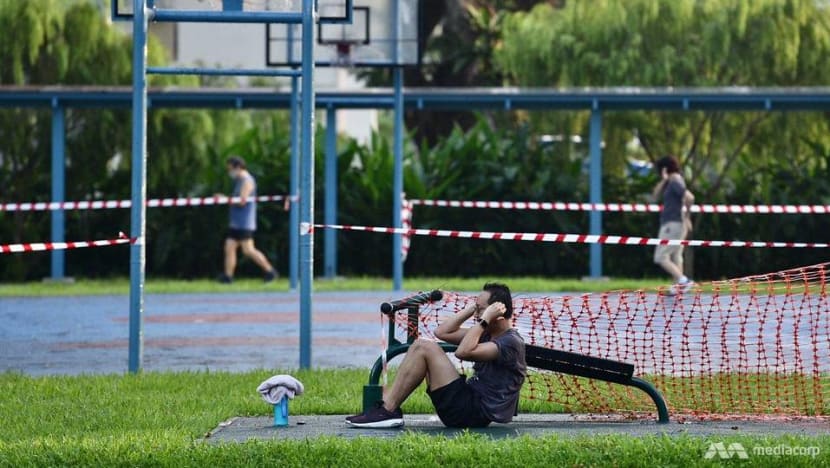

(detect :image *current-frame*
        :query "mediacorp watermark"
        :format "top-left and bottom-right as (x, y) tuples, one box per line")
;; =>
(704, 442), (821, 459)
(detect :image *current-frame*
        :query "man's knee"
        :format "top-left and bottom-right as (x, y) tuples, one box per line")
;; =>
(240, 242), (257, 256)
(654, 248), (675, 266)
(410, 339), (442, 355)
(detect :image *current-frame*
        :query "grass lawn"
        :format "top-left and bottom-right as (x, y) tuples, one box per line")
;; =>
(0, 276), (670, 297)
(0, 370), (828, 467)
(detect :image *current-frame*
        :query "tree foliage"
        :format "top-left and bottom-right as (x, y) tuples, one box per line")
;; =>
(496, 0), (830, 205)
(500, 0), (830, 87)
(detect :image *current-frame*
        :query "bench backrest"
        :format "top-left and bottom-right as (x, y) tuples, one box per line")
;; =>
(525, 344), (635, 385)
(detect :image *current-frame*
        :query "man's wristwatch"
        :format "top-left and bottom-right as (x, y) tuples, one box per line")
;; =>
(479, 319), (488, 329)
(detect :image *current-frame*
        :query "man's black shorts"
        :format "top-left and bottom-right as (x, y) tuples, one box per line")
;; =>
(427, 375), (491, 428)
(227, 228), (254, 241)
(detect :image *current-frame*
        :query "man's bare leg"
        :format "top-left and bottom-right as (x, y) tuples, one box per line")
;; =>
(240, 239), (274, 273)
(224, 239), (239, 277)
(382, 339), (460, 412)
(671, 248), (684, 277)
(657, 258), (684, 282)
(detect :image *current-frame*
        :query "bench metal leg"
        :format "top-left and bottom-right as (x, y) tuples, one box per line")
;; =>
(628, 376), (670, 423)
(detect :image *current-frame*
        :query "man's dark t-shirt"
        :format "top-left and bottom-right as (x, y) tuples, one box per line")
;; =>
(660, 175), (686, 225)
(467, 329), (527, 423)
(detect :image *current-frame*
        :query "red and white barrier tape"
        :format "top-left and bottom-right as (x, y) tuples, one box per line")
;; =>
(0, 195), (293, 212)
(0, 235), (137, 254)
(304, 223), (829, 249)
(408, 199), (830, 214)
(401, 194), (413, 262)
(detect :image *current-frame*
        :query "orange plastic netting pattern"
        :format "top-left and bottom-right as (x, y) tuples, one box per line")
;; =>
(396, 263), (830, 419)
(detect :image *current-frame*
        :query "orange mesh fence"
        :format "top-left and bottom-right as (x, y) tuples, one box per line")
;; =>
(398, 263), (830, 419)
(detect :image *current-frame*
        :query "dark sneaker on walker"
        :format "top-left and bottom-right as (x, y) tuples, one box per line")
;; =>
(217, 274), (233, 284)
(345, 402), (404, 428)
(263, 270), (278, 283)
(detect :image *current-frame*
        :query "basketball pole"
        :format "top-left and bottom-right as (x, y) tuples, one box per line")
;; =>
(588, 106), (603, 279)
(299, 0), (317, 369)
(392, 67), (404, 292)
(289, 75), (300, 290)
(324, 105), (338, 279)
(128, 0), (149, 373)
(391, 0), (404, 292)
(50, 103), (65, 280)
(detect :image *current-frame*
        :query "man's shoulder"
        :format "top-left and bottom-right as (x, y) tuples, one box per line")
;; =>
(496, 329), (524, 346)
(507, 328), (524, 338)
(669, 174), (686, 188)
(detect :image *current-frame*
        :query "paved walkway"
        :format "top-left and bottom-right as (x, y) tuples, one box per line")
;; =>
(0, 291), (402, 374)
(206, 414), (830, 442)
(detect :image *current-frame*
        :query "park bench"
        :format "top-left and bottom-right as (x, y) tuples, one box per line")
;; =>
(363, 291), (670, 424)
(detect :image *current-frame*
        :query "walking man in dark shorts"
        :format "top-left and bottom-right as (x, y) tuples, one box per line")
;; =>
(218, 156), (277, 283)
(346, 283), (527, 428)
(652, 155), (695, 295)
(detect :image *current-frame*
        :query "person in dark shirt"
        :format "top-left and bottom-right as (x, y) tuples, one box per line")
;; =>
(346, 283), (527, 428)
(652, 155), (696, 295)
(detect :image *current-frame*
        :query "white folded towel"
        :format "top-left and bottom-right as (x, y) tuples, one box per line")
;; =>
(257, 374), (305, 405)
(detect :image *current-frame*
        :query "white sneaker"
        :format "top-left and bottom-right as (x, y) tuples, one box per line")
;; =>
(673, 280), (696, 296)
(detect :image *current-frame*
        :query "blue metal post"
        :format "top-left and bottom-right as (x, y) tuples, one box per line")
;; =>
(391, 67), (404, 291)
(50, 103), (65, 280)
(289, 76), (300, 290)
(128, 0), (148, 373)
(222, 0), (242, 10)
(589, 108), (603, 278)
(299, 0), (316, 369)
(324, 106), (337, 278)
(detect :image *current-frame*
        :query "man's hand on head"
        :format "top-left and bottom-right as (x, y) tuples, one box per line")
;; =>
(455, 302), (478, 322)
(481, 302), (506, 322)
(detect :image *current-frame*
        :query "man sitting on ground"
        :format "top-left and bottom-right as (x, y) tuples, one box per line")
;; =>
(346, 282), (527, 428)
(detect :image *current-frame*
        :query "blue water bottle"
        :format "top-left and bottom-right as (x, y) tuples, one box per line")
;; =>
(274, 396), (289, 427)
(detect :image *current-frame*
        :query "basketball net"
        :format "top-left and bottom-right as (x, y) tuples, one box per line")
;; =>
(334, 41), (356, 68)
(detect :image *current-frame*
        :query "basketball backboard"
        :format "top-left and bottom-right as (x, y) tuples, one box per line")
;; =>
(113, 0), (350, 23)
(266, 0), (420, 67)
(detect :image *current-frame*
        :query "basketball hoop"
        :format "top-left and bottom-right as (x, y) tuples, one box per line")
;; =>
(265, 0), (420, 68)
(334, 41), (357, 67)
